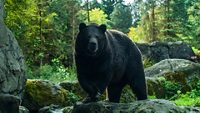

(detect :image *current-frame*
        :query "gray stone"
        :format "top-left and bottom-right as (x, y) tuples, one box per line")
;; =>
(72, 99), (200, 113)
(38, 105), (74, 113)
(19, 106), (29, 113)
(145, 59), (200, 92)
(146, 77), (165, 98)
(0, 1), (27, 112)
(0, 28), (27, 96)
(0, 94), (20, 113)
(39, 105), (63, 113)
(0, 0), (27, 97)
(137, 41), (196, 62)
(0, 0), (8, 47)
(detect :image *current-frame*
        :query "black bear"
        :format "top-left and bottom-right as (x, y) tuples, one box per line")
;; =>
(75, 23), (147, 103)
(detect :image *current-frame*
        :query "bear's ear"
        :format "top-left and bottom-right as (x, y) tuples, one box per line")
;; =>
(99, 24), (107, 33)
(79, 23), (87, 31)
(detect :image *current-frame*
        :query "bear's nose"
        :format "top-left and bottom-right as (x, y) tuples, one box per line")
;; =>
(88, 42), (97, 52)
(88, 37), (98, 53)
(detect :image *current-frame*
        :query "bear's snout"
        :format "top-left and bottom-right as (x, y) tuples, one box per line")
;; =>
(88, 37), (98, 54)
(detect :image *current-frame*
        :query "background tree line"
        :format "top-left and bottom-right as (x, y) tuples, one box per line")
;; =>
(4, 0), (200, 69)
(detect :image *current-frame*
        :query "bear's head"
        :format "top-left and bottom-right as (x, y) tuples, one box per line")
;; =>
(75, 23), (107, 57)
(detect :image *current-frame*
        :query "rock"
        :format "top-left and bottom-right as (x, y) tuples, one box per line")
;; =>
(22, 79), (72, 112)
(0, 0), (27, 97)
(0, 0), (8, 47)
(72, 99), (200, 113)
(145, 59), (200, 92)
(146, 77), (165, 98)
(137, 41), (196, 62)
(0, 94), (20, 113)
(63, 106), (73, 113)
(38, 105), (73, 113)
(19, 106), (30, 113)
(59, 80), (86, 99)
(39, 105), (63, 113)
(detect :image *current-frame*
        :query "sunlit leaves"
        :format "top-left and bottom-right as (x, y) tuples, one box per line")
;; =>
(89, 8), (108, 25)
(78, 8), (109, 25)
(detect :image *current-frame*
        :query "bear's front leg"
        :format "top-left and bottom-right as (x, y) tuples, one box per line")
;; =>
(82, 91), (101, 103)
(77, 75), (100, 103)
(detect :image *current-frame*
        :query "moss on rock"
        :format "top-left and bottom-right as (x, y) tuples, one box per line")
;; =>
(22, 79), (71, 111)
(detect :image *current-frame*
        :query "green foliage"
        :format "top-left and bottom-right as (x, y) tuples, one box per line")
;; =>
(27, 59), (77, 83)
(163, 80), (181, 99)
(5, 0), (81, 67)
(4, 0), (200, 86)
(174, 80), (200, 106)
(78, 8), (109, 25)
(143, 58), (155, 68)
(148, 95), (157, 99)
(128, 27), (146, 43)
(175, 94), (200, 107)
(89, 8), (108, 25)
(187, 0), (200, 48)
(110, 3), (132, 33)
(131, 0), (200, 46)
(100, 0), (116, 19)
(192, 47), (200, 56)
(67, 92), (81, 105)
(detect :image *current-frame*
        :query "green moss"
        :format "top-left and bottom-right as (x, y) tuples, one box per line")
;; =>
(25, 79), (71, 107)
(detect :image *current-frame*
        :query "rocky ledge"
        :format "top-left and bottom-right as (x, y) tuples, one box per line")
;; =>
(72, 99), (200, 113)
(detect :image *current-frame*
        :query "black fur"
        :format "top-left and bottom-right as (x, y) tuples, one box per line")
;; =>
(75, 23), (147, 103)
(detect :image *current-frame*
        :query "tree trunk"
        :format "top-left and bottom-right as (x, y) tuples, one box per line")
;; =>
(72, 7), (76, 68)
(151, 1), (156, 41)
(87, 0), (90, 22)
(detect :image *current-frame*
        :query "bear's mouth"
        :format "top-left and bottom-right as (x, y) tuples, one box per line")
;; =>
(87, 50), (97, 56)
(87, 43), (98, 56)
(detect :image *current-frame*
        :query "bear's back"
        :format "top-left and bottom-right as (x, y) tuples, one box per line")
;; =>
(106, 29), (134, 55)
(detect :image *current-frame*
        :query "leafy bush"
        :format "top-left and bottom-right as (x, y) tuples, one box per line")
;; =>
(67, 91), (81, 105)
(163, 80), (181, 99)
(174, 80), (200, 106)
(27, 59), (77, 83)
(174, 90), (200, 107)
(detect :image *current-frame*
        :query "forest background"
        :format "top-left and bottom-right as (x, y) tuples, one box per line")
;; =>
(4, 0), (200, 81)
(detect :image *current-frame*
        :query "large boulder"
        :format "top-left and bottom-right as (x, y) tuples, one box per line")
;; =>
(0, 94), (20, 113)
(0, 0), (26, 97)
(72, 99), (200, 113)
(146, 77), (165, 98)
(137, 41), (196, 62)
(22, 79), (72, 112)
(0, 0), (8, 47)
(145, 59), (200, 92)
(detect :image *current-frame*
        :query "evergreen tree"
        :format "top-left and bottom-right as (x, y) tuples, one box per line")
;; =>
(110, 3), (132, 33)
